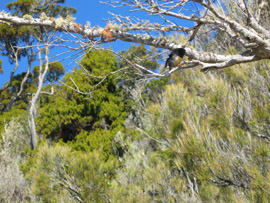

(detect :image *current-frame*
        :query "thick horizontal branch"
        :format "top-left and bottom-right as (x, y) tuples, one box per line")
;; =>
(195, 55), (261, 72)
(0, 13), (269, 71)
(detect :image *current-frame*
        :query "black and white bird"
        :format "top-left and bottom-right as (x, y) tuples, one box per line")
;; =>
(165, 48), (186, 69)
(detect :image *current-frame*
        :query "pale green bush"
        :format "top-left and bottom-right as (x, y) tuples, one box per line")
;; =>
(0, 117), (30, 203)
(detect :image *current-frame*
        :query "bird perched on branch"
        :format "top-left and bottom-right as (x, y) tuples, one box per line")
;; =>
(165, 48), (186, 69)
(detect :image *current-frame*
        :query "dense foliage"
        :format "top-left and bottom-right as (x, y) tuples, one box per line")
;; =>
(1, 0), (270, 202)
(2, 53), (270, 202)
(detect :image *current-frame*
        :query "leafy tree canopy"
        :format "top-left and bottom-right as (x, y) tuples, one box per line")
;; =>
(37, 49), (128, 158)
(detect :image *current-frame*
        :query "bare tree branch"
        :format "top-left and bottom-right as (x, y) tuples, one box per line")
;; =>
(0, 0), (270, 107)
(28, 36), (53, 149)
(0, 5), (267, 73)
(0, 48), (19, 93)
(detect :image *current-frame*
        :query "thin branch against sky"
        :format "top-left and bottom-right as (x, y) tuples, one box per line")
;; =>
(0, 1), (180, 86)
(0, 0), (192, 86)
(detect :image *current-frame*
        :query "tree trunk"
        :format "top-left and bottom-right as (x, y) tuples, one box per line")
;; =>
(29, 101), (37, 149)
(28, 43), (50, 149)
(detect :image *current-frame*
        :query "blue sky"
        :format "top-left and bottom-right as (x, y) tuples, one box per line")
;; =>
(0, 0), (192, 86)
(0, 1), (129, 86)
